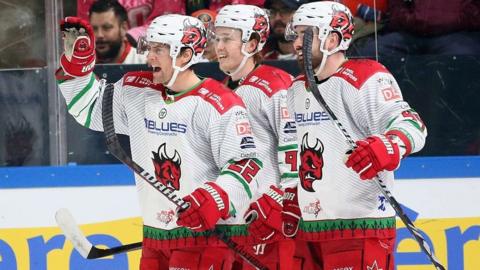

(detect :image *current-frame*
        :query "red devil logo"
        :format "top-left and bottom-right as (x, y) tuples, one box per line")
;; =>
(152, 143), (182, 190)
(330, 6), (354, 42)
(299, 133), (324, 192)
(253, 14), (269, 44)
(181, 19), (207, 55)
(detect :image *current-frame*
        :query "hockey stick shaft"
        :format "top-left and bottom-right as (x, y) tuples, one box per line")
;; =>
(302, 27), (445, 270)
(55, 208), (142, 259)
(101, 83), (268, 270)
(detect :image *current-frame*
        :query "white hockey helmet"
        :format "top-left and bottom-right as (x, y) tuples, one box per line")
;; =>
(214, 5), (269, 77)
(140, 14), (207, 87)
(287, 1), (354, 53)
(215, 4), (270, 53)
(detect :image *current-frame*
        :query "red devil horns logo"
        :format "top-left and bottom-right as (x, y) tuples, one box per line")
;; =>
(253, 13), (269, 44)
(181, 19), (207, 55)
(152, 143), (182, 190)
(330, 6), (354, 42)
(299, 133), (324, 192)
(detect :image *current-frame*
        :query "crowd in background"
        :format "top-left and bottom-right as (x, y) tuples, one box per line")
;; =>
(73, 0), (480, 64)
(0, 0), (480, 167)
(2, 0), (480, 68)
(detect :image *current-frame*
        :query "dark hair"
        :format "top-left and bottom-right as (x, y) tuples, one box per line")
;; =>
(89, 0), (128, 23)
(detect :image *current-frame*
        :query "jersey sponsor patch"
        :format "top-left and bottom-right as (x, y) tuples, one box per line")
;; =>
(283, 121), (297, 134)
(303, 199), (322, 218)
(240, 136), (256, 149)
(157, 209), (175, 226)
(144, 118), (187, 135)
(381, 87), (401, 101)
(235, 122), (252, 135)
(378, 196), (387, 211)
(281, 106), (291, 119)
(295, 111), (330, 126)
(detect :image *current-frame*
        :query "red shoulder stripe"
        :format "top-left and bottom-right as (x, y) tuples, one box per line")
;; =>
(191, 78), (245, 115)
(240, 65), (293, 97)
(333, 59), (390, 90)
(122, 71), (164, 91)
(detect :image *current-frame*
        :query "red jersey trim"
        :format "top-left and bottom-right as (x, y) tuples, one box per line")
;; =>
(122, 71), (164, 91)
(166, 78), (245, 115)
(239, 65), (293, 98)
(117, 40), (132, 64)
(333, 59), (390, 90)
(188, 79), (246, 115)
(386, 129), (413, 157)
(122, 75), (244, 114)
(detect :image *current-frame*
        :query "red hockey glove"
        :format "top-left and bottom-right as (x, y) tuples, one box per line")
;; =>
(60, 16), (96, 77)
(282, 186), (301, 237)
(345, 135), (401, 180)
(176, 182), (230, 232)
(244, 185), (284, 241)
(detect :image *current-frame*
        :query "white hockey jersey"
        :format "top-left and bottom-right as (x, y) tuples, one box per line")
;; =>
(229, 65), (298, 196)
(287, 59), (427, 241)
(56, 70), (262, 248)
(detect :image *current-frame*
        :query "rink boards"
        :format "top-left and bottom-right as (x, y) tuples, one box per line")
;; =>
(0, 156), (479, 270)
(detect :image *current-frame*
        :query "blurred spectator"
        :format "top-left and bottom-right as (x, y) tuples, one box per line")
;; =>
(187, 0), (265, 15)
(192, 9), (218, 62)
(340, 0), (387, 57)
(89, 0), (146, 64)
(78, 0), (186, 42)
(262, 0), (307, 60)
(350, 0), (480, 58)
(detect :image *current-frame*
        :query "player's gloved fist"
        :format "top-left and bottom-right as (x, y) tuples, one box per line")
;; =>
(60, 16), (96, 77)
(176, 182), (230, 232)
(345, 135), (400, 180)
(282, 187), (301, 237)
(244, 185), (284, 241)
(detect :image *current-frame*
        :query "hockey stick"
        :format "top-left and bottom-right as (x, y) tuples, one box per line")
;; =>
(302, 27), (445, 270)
(55, 208), (142, 259)
(100, 83), (268, 270)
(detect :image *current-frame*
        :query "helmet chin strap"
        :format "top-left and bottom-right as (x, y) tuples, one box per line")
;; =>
(166, 55), (193, 88)
(226, 43), (254, 78)
(314, 34), (341, 78)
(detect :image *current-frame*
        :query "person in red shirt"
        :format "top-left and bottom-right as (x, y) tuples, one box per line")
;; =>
(88, 0), (146, 63)
(78, 0), (186, 42)
(350, 0), (480, 57)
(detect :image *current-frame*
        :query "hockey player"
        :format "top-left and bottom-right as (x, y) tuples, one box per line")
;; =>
(56, 15), (262, 270)
(282, 1), (428, 269)
(213, 5), (300, 270)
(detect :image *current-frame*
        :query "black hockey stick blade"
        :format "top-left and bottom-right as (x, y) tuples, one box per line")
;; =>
(101, 83), (268, 270)
(55, 208), (142, 259)
(302, 27), (445, 270)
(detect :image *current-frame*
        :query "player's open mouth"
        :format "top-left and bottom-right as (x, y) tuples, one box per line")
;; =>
(153, 67), (161, 72)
